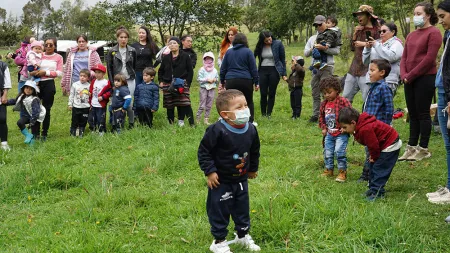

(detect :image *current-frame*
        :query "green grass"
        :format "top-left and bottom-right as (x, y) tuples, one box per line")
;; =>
(1, 33), (450, 252)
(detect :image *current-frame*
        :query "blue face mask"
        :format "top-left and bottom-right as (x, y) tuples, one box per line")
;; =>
(413, 15), (425, 27)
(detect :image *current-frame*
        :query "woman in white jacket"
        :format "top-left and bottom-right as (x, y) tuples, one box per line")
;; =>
(363, 22), (404, 95)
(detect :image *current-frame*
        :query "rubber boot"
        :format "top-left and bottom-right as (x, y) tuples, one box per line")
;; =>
(21, 129), (34, 144)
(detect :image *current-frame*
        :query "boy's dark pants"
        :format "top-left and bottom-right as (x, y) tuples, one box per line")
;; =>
(112, 109), (126, 132)
(17, 117), (40, 136)
(88, 107), (107, 132)
(137, 108), (153, 127)
(368, 149), (400, 196)
(207, 180), (250, 240)
(71, 107), (89, 133)
(290, 87), (303, 118)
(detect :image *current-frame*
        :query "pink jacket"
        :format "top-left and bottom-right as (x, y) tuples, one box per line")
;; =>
(61, 46), (102, 93)
(15, 42), (31, 78)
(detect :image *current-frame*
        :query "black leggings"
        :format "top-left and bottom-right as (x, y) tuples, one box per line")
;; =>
(17, 117), (40, 136)
(167, 106), (194, 126)
(37, 79), (56, 136)
(259, 66), (280, 116)
(0, 105), (7, 142)
(404, 75), (436, 148)
(225, 78), (255, 122)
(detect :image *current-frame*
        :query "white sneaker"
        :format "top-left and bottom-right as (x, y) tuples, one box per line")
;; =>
(234, 234), (261, 251)
(398, 145), (417, 161)
(252, 121), (258, 127)
(426, 186), (449, 198)
(408, 146), (431, 161)
(209, 240), (232, 253)
(1, 144), (10, 151)
(178, 120), (185, 127)
(429, 192), (450, 204)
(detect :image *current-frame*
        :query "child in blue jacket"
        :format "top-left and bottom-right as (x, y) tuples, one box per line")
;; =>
(133, 67), (159, 127)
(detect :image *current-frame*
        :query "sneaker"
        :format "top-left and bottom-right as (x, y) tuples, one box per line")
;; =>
(335, 169), (347, 182)
(428, 192), (450, 204)
(252, 121), (258, 127)
(321, 169), (334, 177)
(204, 118), (210, 125)
(366, 193), (384, 202)
(308, 115), (318, 123)
(41, 135), (47, 142)
(426, 186), (449, 199)
(312, 60), (321, 68)
(178, 120), (185, 127)
(408, 146), (431, 161)
(445, 215), (450, 223)
(1, 143), (10, 151)
(319, 62), (328, 70)
(398, 145), (417, 161)
(234, 234), (261, 251)
(209, 240), (232, 253)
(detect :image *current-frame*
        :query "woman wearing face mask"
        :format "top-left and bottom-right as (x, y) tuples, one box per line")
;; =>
(363, 22), (404, 96)
(61, 35), (102, 96)
(254, 31), (287, 117)
(399, 2), (441, 162)
(131, 26), (159, 86)
(428, 0), (450, 206)
(218, 27), (238, 69)
(158, 37), (194, 126)
(106, 26), (137, 128)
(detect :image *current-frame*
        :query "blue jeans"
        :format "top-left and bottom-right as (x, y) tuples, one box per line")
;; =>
(135, 71), (143, 87)
(323, 133), (349, 170)
(88, 107), (106, 133)
(368, 149), (400, 196)
(437, 92), (450, 187)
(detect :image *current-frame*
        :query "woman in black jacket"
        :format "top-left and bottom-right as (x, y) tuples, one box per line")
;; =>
(254, 31), (287, 117)
(106, 26), (137, 128)
(158, 36), (194, 126)
(131, 26), (159, 86)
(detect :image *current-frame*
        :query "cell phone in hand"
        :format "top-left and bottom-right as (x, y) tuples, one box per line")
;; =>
(365, 31), (372, 40)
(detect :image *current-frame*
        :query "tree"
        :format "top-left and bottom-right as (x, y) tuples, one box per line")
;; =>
(0, 7), (6, 22)
(0, 14), (20, 46)
(21, 0), (53, 39)
(44, 9), (64, 38)
(241, 0), (268, 32)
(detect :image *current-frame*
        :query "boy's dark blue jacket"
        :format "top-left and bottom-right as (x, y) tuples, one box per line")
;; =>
(363, 79), (394, 125)
(255, 39), (287, 76)
(198, 119), (260, 183)
(133, 81), (159, 111)
(220, 44), (259, 85)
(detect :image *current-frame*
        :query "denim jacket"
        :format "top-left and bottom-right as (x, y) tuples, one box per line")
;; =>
(255, 40), (286, 76)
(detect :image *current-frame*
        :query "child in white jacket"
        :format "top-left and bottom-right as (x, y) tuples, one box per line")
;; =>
(68, 69), (91, 137)
(196, 52), (218, 125)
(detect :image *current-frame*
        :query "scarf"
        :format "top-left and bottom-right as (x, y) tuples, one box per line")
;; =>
(203, 58), (214, 72)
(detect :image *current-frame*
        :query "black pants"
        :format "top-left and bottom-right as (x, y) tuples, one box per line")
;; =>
(71, 107), (89, 132)
(404, 75), (435, 148)
(225, 78), (255, 122)
(0, 104), (7, 142)
(37, 79), (56, 136)
(259, 66), (280, 116)
(207, 180), (250, 240)
(17, 117), (40, 136)
(290, 87), (303, 118)
(112, 109), (126, 132)
(137, 108), (154, 127)
(178, 106), (195, 126)
(368, 149), (400, 196)
(88, 107), (107, 132)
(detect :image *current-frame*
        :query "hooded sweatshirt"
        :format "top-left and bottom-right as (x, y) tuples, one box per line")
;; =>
(354, 112), (399, 161)
(220, 44), (259, 85)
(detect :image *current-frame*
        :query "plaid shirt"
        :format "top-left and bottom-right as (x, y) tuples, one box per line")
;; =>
(319, 95), (352, 131)
(363, 80), (394, 125)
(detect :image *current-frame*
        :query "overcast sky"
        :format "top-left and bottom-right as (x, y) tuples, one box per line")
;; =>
(3, 0), (103, 18)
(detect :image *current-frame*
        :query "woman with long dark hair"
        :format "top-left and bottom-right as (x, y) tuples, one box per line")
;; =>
(131, 26), (159, 85)
(254, 31), (287, 117)
(399, 2), (442, 161)
(106, 26), (137, 128)
(220, 33), (259, 125)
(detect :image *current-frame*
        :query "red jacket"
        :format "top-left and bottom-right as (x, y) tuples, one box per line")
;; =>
(89, 79), (112, 108)
(319, 95), (351, 130)
(354, 113), (399, 161)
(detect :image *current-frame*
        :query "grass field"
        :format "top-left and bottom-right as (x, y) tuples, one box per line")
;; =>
(1, 33), (450, 252)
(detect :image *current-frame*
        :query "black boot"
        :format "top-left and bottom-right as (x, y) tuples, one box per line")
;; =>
(357, 166), (370, 183)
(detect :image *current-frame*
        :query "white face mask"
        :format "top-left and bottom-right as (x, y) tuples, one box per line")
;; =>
(228, 108), (250, 125)
(413, 15), (425, 27)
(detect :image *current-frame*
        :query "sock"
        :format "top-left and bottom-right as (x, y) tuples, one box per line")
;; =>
(237, 232), (247, 239)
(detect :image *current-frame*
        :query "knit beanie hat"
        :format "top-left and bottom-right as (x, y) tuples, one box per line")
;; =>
(30, 41), (43, 50)
(169, 36), (181, 47)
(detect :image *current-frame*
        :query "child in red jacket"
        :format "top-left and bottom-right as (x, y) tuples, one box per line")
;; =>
(88, 64), (112, 134)
(339, 107), (402, 201)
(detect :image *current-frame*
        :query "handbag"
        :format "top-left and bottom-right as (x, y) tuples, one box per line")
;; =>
(168, 77), (185, 95)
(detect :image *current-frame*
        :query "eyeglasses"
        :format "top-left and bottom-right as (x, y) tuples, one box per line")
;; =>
(378, 30), (390, 34)
(45, 44), (54, 47)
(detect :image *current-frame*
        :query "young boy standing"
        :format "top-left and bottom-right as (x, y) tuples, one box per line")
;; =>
(287, 56), (305, 119)
(68, 69), (91, 137)
(319, 77), (352, 182)
(339, 107), (402, 201)
(359, 59), (394, 181)
(198, 89), (261, 253)
(133, 67), (159, 128)
(88, 64), (111, 134)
